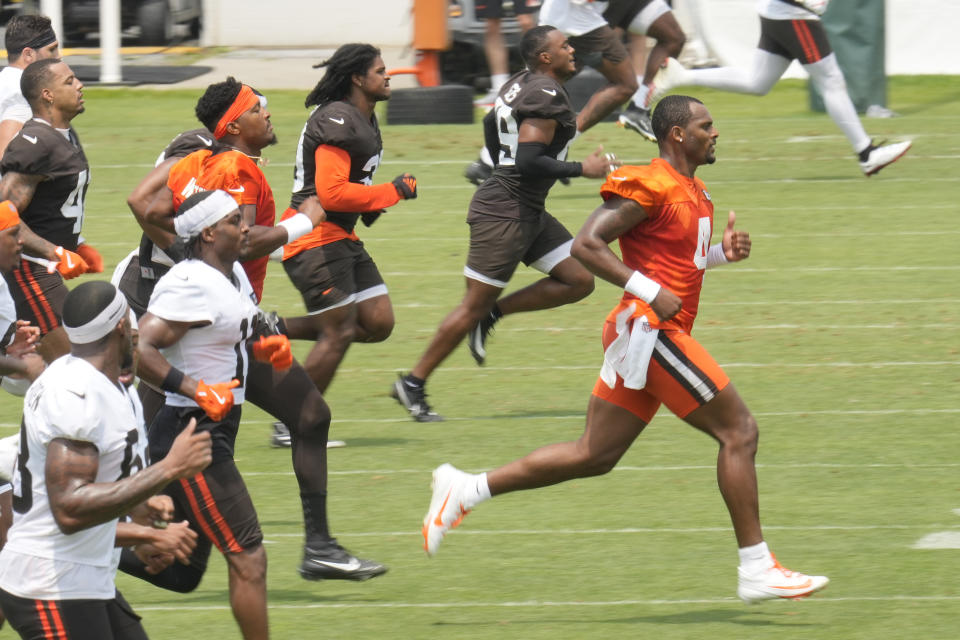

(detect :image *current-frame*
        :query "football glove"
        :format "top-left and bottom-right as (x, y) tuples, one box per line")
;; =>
(194, 379), (239, 422)
(392, 173), (417, 200)
(75, 243), (104, 273)
(47, 246), (89, 279)
(252, 335), (293, 371)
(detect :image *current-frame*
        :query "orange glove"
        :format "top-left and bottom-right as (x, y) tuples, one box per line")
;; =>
(194, 379), (240, 422)
(252, 335), (293, 371)
(75, 243), (104, 273)
(47, 246), (89, 279)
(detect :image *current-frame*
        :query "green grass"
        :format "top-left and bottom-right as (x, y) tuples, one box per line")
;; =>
(2, 76), (959, 639)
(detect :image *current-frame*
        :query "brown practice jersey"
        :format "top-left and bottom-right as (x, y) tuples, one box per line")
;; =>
(476, 69), (578, 216)
(0, 120), (90, 250)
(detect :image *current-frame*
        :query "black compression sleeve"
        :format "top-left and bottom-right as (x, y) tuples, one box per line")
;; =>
(515, 142), (582, 179)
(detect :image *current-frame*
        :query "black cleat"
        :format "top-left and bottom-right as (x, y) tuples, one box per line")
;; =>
(299, 540), (387, 581)
(618, 104), (656, 142)
(468, 310), (500, 365)
(270, 422), (292, 448)
(464, 160), (492, 186)
(391, 374), (444, 422)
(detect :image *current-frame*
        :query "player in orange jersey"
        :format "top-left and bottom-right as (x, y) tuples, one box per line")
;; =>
(421, 94), (830, 604)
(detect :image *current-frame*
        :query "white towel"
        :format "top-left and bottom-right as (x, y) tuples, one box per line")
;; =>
(600, 303), (660, 390)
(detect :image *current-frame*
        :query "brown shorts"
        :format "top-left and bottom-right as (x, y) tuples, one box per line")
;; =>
(592, 325), (730, 423)
(283, 238), (387, 314)
(2, 259), (67, 335)
(568, 24), (629, 71)
(758, 17), (832, 64)
(465, 212), (573, 287)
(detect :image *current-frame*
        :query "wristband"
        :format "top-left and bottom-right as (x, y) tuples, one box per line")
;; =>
(277, 213), (314, 242)
(624, 271), (661, 304)
(706, 243), (728, 269)
(160, 367), (185, 393)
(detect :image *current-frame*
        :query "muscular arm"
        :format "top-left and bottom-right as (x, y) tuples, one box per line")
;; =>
(0, 119), (25, 160)
(238, 203), (288, 261)
(127, 157), (177, 249)
(136, 312), (206, 399)
(571, 195), (649, 286)
(46, 437), (191, 534)
(0, 172), (58, 260)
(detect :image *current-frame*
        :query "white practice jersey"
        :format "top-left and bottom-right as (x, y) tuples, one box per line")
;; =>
(147, 259), (258, 407)
(0, 276), (15, 349)
(0, 66), (30, 125)
(759, 0), (821, 21)
(0, 356), (147, 600)
(539, 0), (609, 36)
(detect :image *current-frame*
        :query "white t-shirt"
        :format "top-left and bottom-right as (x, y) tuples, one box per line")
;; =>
(0, 356), (148, 600)
(539, 0), (609, 36)
(147, 259), (258, 407)
(0, 66), (30, 125)
(758, 0), (821, 21)
(0, 276), (15, 349)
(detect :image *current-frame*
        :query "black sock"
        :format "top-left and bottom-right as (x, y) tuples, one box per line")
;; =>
(490, 304), (503, 321)
(302, 491), (332, 548)
(858, 143), (875, 162)
(404, 373), (425, 388)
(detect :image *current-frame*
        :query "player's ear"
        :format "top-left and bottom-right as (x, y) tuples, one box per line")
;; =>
(670, 125), (684, 144)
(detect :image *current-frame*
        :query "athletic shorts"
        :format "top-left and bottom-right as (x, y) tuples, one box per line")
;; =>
(114, 253), (169, 319)
(2, 260), (67, 336)
(568, 24), (629, 71)
(758, 17), (832, 64)
(465, 212), (573, 287)
(0, 588), (147, 640)
(592, 325), (730, 423)
(283, 238), (388, 314)
(166, 458), (263, 554)
(476, 0), (542, 19)
(148, 405), (241, 466)
(603, 0), (671, 33)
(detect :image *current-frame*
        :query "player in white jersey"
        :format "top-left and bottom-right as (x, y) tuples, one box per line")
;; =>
(0, 15), (61, 160)
(0, 280), (212, 640)
(137, 189), (296, 639)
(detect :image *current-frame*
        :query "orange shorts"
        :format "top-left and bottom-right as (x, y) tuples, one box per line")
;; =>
(592, 324), (730, 423)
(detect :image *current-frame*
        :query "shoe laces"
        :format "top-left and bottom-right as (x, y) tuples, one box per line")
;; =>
(770, 554), (796, 577)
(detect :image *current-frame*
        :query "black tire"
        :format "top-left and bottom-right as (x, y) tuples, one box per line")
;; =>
(138, 0), (173, 46)
(386, 85), (474, 125)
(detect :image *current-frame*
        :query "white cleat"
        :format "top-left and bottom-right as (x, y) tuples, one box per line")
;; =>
(859, 140), (912, 176)
(422, 463), (472, 556)
(649, 57), (689, 103)
(737, 555), (829, 603)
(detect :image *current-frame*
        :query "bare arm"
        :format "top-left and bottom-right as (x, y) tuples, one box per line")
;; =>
(0, 119), (24, 160)
(0, 172), (58, 260)
(239, 196), (325, 261)
(45, 421), (211, 535)
(572, 195), (681, 322)
(136, 312), (206, 399)
(127, 157), (178, 249)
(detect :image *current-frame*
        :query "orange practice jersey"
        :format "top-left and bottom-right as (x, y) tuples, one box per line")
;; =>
(600, 158), (715, 333)
(168, 149), (276, 301)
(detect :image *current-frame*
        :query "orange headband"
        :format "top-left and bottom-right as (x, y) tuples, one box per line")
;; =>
(213, 85), (258, 139)
(0, 200), (20, 231)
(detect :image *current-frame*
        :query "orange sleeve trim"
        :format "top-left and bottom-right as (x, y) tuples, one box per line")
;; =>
(315, 144), (400, 212)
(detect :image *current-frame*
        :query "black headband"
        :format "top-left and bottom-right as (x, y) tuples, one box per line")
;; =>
(18, 28), (57, 54)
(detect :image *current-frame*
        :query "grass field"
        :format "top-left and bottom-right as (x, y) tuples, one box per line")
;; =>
(1, 76), (958, 639)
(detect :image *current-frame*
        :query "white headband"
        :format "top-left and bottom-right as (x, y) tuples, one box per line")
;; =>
(173, 190), (238, 239)
(63, 288), (129, 344)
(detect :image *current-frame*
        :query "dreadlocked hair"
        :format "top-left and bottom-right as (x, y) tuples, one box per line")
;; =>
(305, 43), (381, 108)
(195, 76), (243, 132)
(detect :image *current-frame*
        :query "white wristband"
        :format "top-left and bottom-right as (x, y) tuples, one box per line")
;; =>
(624, 270), (661, 303)
(277, 213), (314, 242)
(706, 243), (728, 269)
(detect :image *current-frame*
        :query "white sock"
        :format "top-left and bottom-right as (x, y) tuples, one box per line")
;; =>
(805, 54), (872, 153)
(491, 73), (509, 94)
(631, 79), (650, 109)
(479, 145), (494, 168)
(738, 541), (773, 575)
(463, 472), (492, 510)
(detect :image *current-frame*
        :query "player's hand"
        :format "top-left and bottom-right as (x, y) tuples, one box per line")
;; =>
(166, 418), (213, 478)
(392, 173), (417, 199)
(581, 146), (619, 179)
(297, 195), (326, 227)
(720, 210), (751, 262)
(145, 495), (175, 524)
(133, 542), (176, 575)
(75, 243), (104, 273)
(650, 288), (682, 323)
(12, 353), (45, 381)
(194, 379), (240, 422)
(252, 335), (293, 371)
(148, 520), (198, 565)
(6, 320), (39, 359)
(48, 246), (89, 279)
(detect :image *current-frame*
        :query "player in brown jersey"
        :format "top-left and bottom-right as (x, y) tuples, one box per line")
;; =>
(0, 58), (103, 362)
(393, 26), (616, 422)
(421, 95), (829, 604)
(277, 44), (417, 396)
